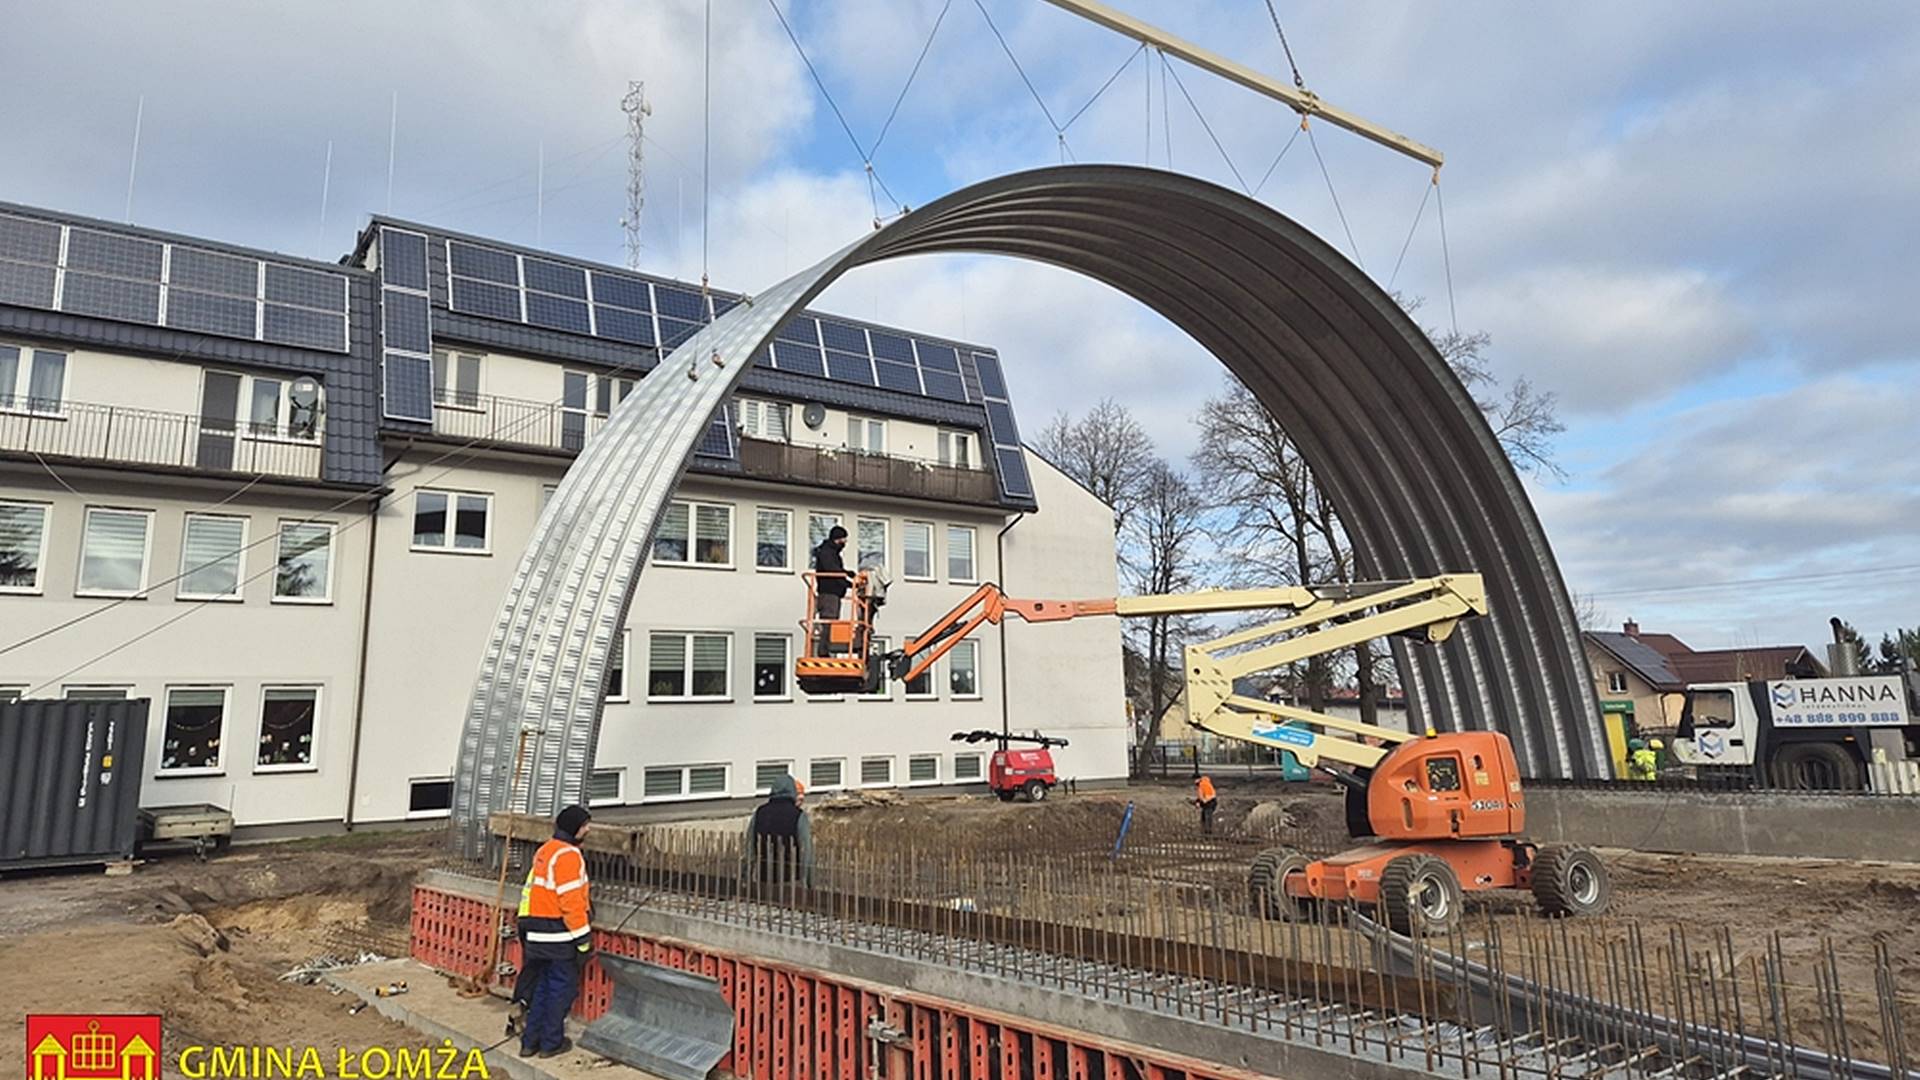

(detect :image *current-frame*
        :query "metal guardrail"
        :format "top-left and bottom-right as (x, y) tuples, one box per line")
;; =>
(0, 398), (323, 479)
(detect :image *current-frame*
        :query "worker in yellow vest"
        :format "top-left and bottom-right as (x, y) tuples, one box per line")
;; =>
(516, 804), (593, 1058)
(1194, 775), (1218, 835)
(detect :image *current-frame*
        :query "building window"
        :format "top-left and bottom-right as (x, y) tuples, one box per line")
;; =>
(0, 686), (24, 703)
(595, 373), (637, 414)
(905, 659), (935, 699)
(755, 508), (791, 571)
(642, 763), (729, 801)
(949, 640), (980, 699)
(78, 507), (154, 596)
(160, 686), (228, 775)
(902, 521), (933, 581)
(908, 755), (939, 785)
(860, 756), (894, 787)
(937, 430), (974, 469)
(432, 349), (483, 408)
(738, 398), (791, 441)
(408, 777), (453, 817)
(953, 753), (984, 781)
(755, 761), (793, 794)
(587, 768), (624, 806)
(178, 513), (247, 601)
(231, 372), (323, 441)
(1606, 671), (1628, 694)
(753, 634), (790, 699)
(412, 489), (491, 553)
(808, 759), (845, 790)
(256, 686), (318, 771)
(847, 415), (886, 454)
(654, 500), (732, 566)
(0, 500), (50, 594)
(860, 637), (892, 701)
(65, 686), (131, 701)
(946, 525), (976, 582)
(0, 345), (68, 414)
(808, 512), (841, 550)
(606, 630), (631, 702)
(540, 483), (559, 511)
(274, 520), (334, 603)
(856, 517), (887, 573)
(648, 631), (732, 701)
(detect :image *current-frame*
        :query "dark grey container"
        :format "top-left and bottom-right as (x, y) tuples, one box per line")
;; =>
(0, 698), (149, 870)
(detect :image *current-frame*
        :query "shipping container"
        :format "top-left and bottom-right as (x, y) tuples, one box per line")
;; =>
(0, 698), (149, 870)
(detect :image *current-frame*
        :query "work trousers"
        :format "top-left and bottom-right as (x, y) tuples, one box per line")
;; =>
(814, 592), (844, 653)
(521, 954), (581, 1054)
(1199, 799), (1218, 835)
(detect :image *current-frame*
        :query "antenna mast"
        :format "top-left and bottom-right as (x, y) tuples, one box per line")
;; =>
(620, 81), (653, 270)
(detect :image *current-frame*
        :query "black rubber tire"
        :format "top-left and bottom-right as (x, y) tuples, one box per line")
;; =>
(1379, 854), (1463, 936)
(995, 789), (1016, 803)
(1532, 844), (1611, 917)
(1769, 742), (1863, 790)
(1023, 780), (1048, 803)
(1248, 846), (1314, 921)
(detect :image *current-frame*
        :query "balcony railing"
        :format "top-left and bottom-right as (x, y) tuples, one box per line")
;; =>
(428, 390), (608, 454)
(0, 398), (323, 480)
(736, 436), (1001, 505)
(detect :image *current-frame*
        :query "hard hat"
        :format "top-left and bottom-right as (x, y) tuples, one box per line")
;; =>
(1628, 738), (1646, 750)
(1649, 738), (1664, 750)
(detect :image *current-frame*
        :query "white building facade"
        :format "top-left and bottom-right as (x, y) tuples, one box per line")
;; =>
(0, 203), (1126, 833)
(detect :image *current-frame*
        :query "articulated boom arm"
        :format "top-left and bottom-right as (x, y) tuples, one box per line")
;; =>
(888, 575), (1488, 771)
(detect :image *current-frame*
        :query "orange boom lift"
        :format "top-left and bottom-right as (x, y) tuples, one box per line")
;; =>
(795, 571), (1611, 934)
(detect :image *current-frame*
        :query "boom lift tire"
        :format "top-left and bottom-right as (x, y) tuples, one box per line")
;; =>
(1768, 742), (1863, 791)
(1531, 844), (1610, 917)
(1380, 853), (1463, 936)
(1248, 846), (1314, 921)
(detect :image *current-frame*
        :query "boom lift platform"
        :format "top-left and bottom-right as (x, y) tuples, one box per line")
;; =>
(796, 571), (1611, 933)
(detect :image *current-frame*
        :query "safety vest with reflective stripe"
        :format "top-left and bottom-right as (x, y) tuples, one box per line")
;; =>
(517, 837), (591, 959)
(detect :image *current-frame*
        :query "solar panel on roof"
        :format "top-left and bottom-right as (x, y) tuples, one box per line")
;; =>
(770, 341), (825, 377)
(449, 277), (521, 320)
(447, 240), (520, 285)
(868, 332), (914, 363)
(973, 352), (1009, 398)
(913, 341), (958, 371)
(263, 304), (347, 351)
(956, 351), (984, 403)
(380, 228), (430, 291)
(0, 261), (56, 308)
(824, 350), (874, 385)
(919, 370), (968, 403)
(66, 228), (163, 280)
(593, 306), (655, 346)
(774, 318), (819, 345)
(710, 295), (741, 317)
(0, 214), (61, 264)
(818, 320), (867, 353)
(984, 400), (1020, 445)
(657, 316), (703, 350)
(166, 289), (257, 337)
(61, 273), (160, 323)
(590, 271), (651, 312)
(873, 358), (921, 394)
(382, 289), (432, 353)
(522, 257), (588, 299)
(525, 292), (592, 334)
(167, 247), (257, 297)
(265, 263), (347, 311)
(654, 285), (705, 321)
(382, 351), (435, 422)
(694, 404), (735, 459)
(995, 448), (1033, 498)
(751, 345), (773, 368)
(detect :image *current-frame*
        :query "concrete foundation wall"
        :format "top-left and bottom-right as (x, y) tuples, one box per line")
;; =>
(1524, 786), (1920, 862)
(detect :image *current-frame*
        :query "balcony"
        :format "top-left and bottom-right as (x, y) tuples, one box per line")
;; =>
(427, 390), (607, 454)
(0, 399), (323, 480)
(735, 436), (1001, 505)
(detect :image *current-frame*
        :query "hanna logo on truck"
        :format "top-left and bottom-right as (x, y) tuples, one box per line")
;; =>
(1782, 682), (1899, 707)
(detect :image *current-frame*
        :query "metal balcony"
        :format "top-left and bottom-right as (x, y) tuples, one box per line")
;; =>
(0, 398), (323, 480)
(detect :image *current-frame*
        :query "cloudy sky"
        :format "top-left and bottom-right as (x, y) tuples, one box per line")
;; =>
(5, 1), (1916, 654)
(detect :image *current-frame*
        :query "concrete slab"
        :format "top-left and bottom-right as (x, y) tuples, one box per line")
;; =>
(326, 959), (667, 1080)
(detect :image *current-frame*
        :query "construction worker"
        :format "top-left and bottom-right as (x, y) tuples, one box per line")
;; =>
(811, 525), (851, 653)
(1626, 738), (1657, 782)
(516, 804), (593, 1059)
(742, 773), (814, 892)
(1194, 774), (1219, 835)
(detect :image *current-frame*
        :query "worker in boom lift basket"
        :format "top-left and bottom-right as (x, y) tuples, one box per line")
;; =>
(516, 804), (594, 1059)
(811, 525), (851, 653)
(1194, 774), (1219, 835)
(743, 773), (815, 893)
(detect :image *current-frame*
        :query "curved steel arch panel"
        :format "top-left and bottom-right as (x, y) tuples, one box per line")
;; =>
(453, 165), (1607, 848)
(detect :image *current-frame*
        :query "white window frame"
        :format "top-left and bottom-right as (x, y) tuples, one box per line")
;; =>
(0, 686), (25, 703)
(410, 488), (493, 555)
(540, 483), (559, 511)
(272, 519), (336, 604)
(254, 684), (322, 774)
(158, 684), (231, 778)
(859, 755), (895, 788)
(738, 397), (791, 442)
(846, 414), (887, 455)
(953, 753), (985, 782)
(646, 630), (734, 703)
(754, 759), (795, 795)
(808, 758), (846, 791)
(432, 348), (485, 411)
(754, 507), (793, 573)
(587, 767), (626, 807)
(855, 516), (888, 574)
(860, 636), (893, 701)
(640, 762), (732, 803)
(407, 775), (455, 820)
(216, 370), (323, 445)
(936, 429), (976, 470)
(949, 639), (982, 700)
(752, 632), (792, 702)
(64, 684), (133, 700)
(0, 344), (69, 416)
(901, 520), (934, 583)
(1606, 671), (1628, 695)
(76, 506), (155, 598)
(177, 512), (249, 602)
(0, 499), (51, 595)
(807, 512), (842, 551)
(652, 499), (734, 568)
(946, 524), (977, 583)
(904, 656), (938, 701)
(607, 629), (632, 703)
(907, 754), (941, 786)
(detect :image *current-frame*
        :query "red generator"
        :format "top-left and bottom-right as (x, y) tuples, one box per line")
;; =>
(955, 730), (1069, 802)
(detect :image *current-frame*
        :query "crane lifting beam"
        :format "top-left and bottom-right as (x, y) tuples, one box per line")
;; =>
(1037, 0), (1445, 170)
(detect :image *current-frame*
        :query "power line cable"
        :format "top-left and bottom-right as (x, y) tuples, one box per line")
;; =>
(1162, 57), (1250, 195)
(1589, 563), (1920, 602)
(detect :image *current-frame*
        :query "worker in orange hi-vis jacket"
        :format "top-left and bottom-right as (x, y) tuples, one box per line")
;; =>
(516, 804), (593, 1059)
(1194, 775), (1218, 835)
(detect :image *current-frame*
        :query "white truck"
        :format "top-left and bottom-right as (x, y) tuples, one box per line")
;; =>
(1670, 675), (1919, 790)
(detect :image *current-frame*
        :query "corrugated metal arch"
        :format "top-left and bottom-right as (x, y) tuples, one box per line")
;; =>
(453, 165), (1607, 848)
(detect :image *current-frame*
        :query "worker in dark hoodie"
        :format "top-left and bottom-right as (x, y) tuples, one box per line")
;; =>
(742, 773), (814, 894)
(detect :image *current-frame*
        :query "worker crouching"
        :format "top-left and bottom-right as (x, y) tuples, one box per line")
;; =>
(743, 773), (815, 897)
(515, 804), (594, 1058)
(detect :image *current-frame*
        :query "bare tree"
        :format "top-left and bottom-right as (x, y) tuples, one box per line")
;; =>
(1125, 461), (1206, 750)
(1032, 398), (1158, 533)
